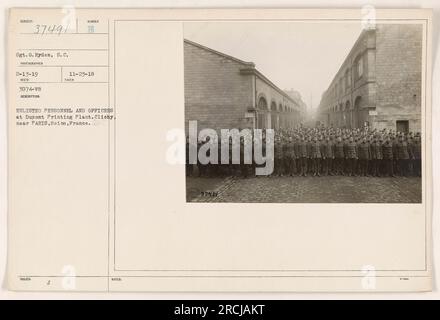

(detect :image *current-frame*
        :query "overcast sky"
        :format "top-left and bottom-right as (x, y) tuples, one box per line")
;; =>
(184, 21), (363, 110)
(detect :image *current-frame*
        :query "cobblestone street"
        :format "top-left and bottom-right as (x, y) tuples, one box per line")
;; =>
(187, 176), (422, 203)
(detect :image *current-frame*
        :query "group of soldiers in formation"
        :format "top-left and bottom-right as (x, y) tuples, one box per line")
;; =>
(186, 126), (422, 178)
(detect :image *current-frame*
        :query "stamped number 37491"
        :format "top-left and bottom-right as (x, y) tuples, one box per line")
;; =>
(34, 24), (69, 35)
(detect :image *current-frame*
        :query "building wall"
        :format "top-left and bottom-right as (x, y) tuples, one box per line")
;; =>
(184, 40), (301, 132)
(255, 77), (300, 129)
(374, 24), (422, 132)
(184, 41), (254, 132)
(318, 24), (422, 133)
(318, 29), (376, 129)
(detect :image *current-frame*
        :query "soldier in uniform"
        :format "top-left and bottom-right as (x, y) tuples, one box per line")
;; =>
(382, 136), (394, 177)
(369, 135), (383, 177)
(411, 134), (422, 177)
(262, 134), (270, 177)
(306, 136), (313, 175)
(357, 137), (370, 176)
(407, 134), (415, 176)
(329, 135), (336, 174)
(294, 135), (301, 175)
(310, 137), (322, 177)
(392, 134), (399, 176)
(322, 136), (335, 175)
(396, 134), (410, 177)
(274, 136), (284, 177)
(284, 136), (297, 176)
(345, 136), (358, 176)
(334, 136), (345, 175)
(298, 136), (308, 177)
(342, 135), (349, 175)
(354, 135), (361, 175)
(318, 136), (326, 175)
(281, 136), (289, 176)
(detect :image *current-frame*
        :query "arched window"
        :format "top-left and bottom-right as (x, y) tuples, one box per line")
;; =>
(354, 96), (362, 109)
(356, 55), (364, 78)
(257, 97), (268, 129)
(258, 96), (267, 110)
(270, 101), (278, 129)
(345, 69), (351, 89)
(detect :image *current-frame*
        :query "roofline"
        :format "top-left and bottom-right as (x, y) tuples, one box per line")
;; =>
(328, 29), (369, 87)
(252, 69), (296, 106)
(184, 39), (255, 67)
(321, 28), (375, 102)
(184, 38), (296, 107)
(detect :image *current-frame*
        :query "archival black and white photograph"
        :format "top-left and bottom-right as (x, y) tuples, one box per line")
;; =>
(5, 7), (433, 295)
(184, 21), (424, 203)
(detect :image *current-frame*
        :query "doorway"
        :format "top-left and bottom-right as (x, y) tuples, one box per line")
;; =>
(396, 120), (409, 133)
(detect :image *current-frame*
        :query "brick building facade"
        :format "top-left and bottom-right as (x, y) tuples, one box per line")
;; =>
(318, 24), (422, 133)
(184, 39), (304, 133)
